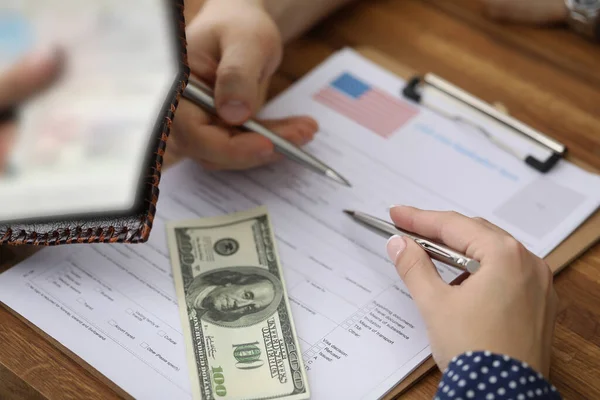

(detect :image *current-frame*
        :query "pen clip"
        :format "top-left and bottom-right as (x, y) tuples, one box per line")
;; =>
(414, 238), (452, 259)
(414, 238), (480, 273)
(188, 78), (214, 94)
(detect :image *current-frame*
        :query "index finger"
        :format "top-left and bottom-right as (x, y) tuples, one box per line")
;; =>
(389, 206), (505, 258)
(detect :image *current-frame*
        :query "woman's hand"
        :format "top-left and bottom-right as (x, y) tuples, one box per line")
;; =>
(169, 0), (319, 171)
(483, 0), (568, 25)
(386, 206), (558, 377)
(0, 49), (61, 173)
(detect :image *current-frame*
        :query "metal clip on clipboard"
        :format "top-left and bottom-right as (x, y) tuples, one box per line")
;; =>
(402, 74), (567, 173)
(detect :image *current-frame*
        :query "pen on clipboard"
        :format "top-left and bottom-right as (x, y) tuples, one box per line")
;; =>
(182, 79), (352, 187)
(344, 210), (480, 274)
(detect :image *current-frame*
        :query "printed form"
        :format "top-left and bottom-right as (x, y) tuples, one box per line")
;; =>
(1, 49), (599, 400)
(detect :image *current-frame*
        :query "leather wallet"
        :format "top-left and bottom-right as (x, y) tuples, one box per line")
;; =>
(0, 0), (190, 246)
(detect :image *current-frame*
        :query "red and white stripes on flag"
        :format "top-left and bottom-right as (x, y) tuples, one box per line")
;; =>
(313, 72), (419, 138)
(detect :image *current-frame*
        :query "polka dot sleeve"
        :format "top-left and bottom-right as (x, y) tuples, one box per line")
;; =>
(435, 351), (562, 400)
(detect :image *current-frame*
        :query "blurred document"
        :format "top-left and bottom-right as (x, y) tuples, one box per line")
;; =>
(0, 49), (599, 400)
(0, 0), (178, 221)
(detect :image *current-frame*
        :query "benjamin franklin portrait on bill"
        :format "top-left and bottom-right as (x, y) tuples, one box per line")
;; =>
(185, 266), (284, 328)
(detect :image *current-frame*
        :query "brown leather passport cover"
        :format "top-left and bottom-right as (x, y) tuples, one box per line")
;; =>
(0, 0), (190, 246)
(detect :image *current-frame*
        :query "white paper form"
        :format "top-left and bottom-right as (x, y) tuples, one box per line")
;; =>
(1, 49), (599, 400)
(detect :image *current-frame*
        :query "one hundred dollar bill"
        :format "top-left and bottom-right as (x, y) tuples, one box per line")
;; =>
(166, 206), (310, 400)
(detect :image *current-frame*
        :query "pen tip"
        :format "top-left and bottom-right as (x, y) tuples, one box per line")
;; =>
(343, 210), (355, 216)
(326, 170), (352, 187)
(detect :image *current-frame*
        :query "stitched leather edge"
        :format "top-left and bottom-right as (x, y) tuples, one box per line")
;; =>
(135, 0), (190, 244)
(0, 0), (190, 246)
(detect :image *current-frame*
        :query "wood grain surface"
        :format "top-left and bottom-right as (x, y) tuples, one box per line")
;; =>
(1, 0), (600, 398)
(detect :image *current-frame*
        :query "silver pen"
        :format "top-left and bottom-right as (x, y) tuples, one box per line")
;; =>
(344, 210), (480, 273)
(182, 79), (351, 187)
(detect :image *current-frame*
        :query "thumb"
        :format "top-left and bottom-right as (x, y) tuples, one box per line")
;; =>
(386, 235), (447, 309)
(214, 29), (281, 125)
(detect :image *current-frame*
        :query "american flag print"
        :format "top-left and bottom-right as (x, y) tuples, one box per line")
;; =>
(314, 72), (419, 138)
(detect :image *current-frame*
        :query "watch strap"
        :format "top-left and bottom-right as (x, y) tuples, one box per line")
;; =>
(565, 0), (600, 39)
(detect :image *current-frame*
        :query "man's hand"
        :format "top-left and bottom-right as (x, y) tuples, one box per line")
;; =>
(0, 49), (61, 173)
(169, 0), (319, 171)
(483, 0), (568, 25)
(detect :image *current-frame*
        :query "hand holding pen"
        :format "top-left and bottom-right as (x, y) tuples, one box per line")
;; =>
(167, 2), (325, 173)
(382, 206), (558, 376)
(169, 5), (350, 186)
(344, 210), (480, 273)
(182, 79), (350, 186)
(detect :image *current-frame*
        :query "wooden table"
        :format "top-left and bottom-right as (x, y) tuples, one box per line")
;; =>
(2, 0), (600, 398)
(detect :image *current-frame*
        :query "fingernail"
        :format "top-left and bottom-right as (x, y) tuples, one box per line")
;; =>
(298, 124), (316, 144)
(220, 100), (250, 124)
(259, 149), (274, 159)
(386, 235), (406, 263)
(300, 133), (314, 145)
(388, 204), (403, 212)
(300, 118), (319, 132)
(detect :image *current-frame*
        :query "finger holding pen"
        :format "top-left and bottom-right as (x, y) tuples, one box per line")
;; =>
(385, 205), (558, 377)
(169, 0), (319, 171)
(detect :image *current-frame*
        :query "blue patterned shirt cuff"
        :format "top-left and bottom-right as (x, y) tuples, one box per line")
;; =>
(435, 351), (562, 399)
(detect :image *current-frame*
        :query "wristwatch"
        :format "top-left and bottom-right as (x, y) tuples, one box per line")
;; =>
(564, 0), (600, 40)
